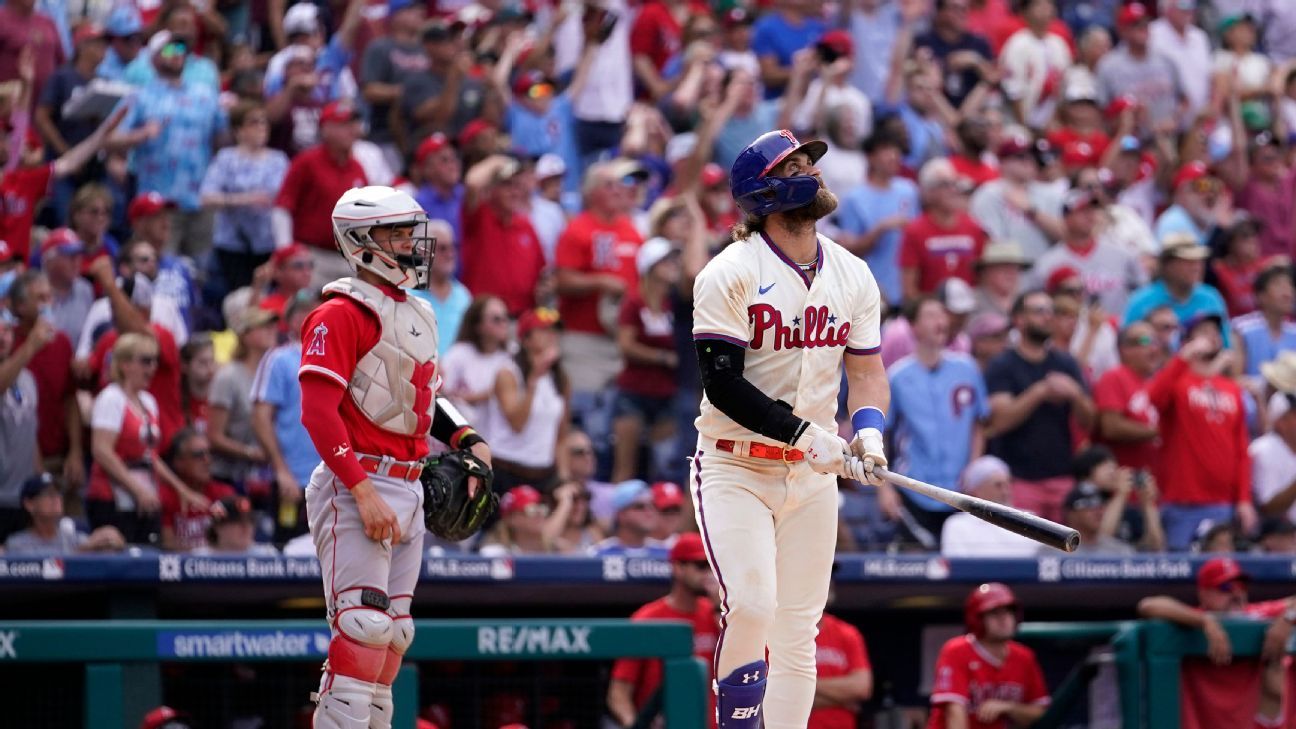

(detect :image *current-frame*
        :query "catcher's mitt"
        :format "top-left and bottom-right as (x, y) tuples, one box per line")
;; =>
(420, 450), (498, 541)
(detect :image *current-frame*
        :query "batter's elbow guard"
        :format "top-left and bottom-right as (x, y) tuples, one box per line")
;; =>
(697, 338), (805, 444)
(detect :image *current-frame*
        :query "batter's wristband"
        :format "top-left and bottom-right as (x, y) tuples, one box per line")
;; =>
(851, 407), (886, 435)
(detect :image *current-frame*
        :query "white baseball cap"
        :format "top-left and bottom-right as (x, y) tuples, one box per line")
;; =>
(636, 237), (678, 277)
(1270, 391), (1295, 421)
(284, 3), (321, 36)
(938, 277), (977, 315)
(535, 153), (566, 180)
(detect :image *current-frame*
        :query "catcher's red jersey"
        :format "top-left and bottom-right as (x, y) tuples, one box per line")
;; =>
(927, 635), (1049, 729)
(299, 293), (431, 463)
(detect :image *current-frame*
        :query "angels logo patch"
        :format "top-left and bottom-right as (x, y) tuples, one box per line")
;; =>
(306, 323), (328, 356)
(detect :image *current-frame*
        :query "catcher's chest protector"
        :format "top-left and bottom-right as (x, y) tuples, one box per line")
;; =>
(324, 277), (441, 435)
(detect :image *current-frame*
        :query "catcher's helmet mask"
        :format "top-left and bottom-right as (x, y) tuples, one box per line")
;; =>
(730, 130), (829, 218)
(332, 186), (436, 289)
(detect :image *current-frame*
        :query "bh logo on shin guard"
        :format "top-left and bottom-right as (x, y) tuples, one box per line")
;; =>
(742, 670), (761, 683)
(731, 706), (760, 720)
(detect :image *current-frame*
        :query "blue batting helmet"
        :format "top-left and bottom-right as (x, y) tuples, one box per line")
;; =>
(730, 130), (828, 217)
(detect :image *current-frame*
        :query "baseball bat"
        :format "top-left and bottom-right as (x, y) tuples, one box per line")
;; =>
(873, 466), (1081, 553)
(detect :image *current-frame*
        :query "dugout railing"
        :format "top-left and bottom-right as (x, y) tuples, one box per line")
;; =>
(1016, 619), (1293, 729)
(0, 619), (708, 729)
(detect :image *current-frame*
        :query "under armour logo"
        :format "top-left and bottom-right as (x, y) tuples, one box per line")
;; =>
(408, 325), (421, 338)
(306, 323), (328, 356)
(333, 443), (350, 458)
(731, 706), (760, 719)
(742, 670), (760, 683)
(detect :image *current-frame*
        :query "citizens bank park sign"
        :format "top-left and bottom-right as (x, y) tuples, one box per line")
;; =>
(3, 555), (1296, 584)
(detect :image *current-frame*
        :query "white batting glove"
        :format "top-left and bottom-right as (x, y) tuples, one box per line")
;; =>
(849, 407), (888, 486)
(841, 455), (871, 483)
(794, 423), (850, 477)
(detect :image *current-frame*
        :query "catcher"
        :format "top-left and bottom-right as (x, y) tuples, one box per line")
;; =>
(298, 186), (496, 729)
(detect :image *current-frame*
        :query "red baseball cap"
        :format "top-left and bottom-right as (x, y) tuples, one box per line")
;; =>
(1117, 2), (1150, 27)
(500, 485), (543, 517)
(1045, 265), (1082, 294)
(997, 134), (1032, 158)
(128, 191), (175, 222)
(1197, 557), (1249, 591)
(701, 162), (727, 187)
(457, 119), (495, 148)
(1173, 160), (1211, 190)
(140, 705), (188, 729)
(511, 69), (554, 99)
(414, 133), (452, 165)
(651, 481), (683, 510)
(516, 307), (559, 339)
(668, 532), (707, 563)
(41, 227), (86, 257)
(74, 22), (106, 45)
(319, 101), (359, 126)
(818, 30), (853, 58)
(271, 243), (310, 267)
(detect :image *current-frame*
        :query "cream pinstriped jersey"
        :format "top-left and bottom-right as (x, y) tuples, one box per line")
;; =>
(692, 232), (883, 443)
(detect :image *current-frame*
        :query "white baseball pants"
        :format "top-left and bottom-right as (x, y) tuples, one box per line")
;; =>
(689, 442), (839, 729)
(306, 463), (426, 729)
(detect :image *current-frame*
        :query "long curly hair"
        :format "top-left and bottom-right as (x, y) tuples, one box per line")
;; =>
(730, 212), (765, 242)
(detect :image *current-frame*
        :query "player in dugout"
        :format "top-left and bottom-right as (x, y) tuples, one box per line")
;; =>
(606, 532), (719, 728)
(1138, 557), (1295, 729)
(928, 582), (1050, 729)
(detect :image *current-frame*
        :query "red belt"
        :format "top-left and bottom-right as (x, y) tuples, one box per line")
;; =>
(715, 440), (804, 462)
(358, 455), (423, 481)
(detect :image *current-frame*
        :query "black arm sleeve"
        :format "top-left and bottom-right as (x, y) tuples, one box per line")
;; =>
(695, 338), (809, 445)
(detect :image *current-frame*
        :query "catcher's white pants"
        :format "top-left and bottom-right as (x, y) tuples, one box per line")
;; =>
(690, 444), (839, 729)
(306, 463), (425, 727)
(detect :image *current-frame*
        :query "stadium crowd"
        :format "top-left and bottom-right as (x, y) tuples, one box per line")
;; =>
(0, 0), (1295, 568)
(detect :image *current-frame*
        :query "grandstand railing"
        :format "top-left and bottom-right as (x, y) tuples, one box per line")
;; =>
(0, 619), (708, 729)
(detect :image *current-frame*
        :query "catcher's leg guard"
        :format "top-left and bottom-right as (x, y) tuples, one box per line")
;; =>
(313, 674), (377, 729)
(369, 684), (393, 729)
(313, 589), (394, 728)
(716, 660), (767, 729)
(370, 596), (414, 729)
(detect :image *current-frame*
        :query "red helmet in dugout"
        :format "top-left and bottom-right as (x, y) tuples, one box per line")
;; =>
(964, 582), (1020, 637)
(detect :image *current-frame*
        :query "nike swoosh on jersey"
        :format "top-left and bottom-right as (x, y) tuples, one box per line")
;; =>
(758, 282), (776, 295)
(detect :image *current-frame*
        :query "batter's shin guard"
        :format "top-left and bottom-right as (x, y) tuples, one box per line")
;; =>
(716, 660), (767, 728)
(369, 683), (392, 729)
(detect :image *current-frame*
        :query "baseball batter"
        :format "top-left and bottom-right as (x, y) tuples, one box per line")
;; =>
(690, 130), (891, 728)
(297, 186), (491, 729)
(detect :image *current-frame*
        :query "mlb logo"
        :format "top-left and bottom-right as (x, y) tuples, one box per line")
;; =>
(41, 558), (64, 580)
(490, 558), (514, 580)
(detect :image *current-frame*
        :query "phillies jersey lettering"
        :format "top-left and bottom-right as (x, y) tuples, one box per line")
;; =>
(748, 304), (852, 350)
(1187, 383), (1239, 422)
(693, 231), (882, 442)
